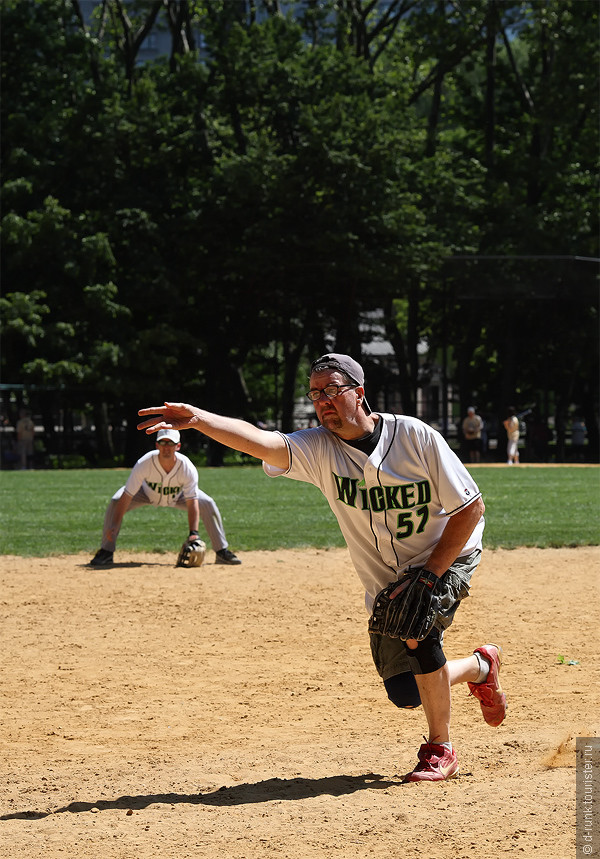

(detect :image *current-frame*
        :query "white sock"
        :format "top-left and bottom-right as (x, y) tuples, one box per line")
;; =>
(441, 742), (452, 752)
(475, 652), (491, 683)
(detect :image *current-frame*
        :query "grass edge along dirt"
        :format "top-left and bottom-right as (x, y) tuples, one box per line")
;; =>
(0, 465), (598, 557)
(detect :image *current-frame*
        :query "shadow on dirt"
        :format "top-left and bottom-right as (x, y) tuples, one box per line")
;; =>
(1, 772), (403, 819)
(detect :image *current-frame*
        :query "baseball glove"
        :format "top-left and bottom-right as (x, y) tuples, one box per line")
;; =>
(368, 568), (443, 641)
(175, 538), (206, 568)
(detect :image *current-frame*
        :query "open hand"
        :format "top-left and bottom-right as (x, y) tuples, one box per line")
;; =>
(137, 402), (201, 434)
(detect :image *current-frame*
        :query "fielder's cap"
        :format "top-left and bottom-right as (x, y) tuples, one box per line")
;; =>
(156, 428), (180, 444)
(310, 353), (372, 414)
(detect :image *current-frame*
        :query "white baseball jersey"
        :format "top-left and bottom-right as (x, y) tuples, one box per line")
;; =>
(123, 450), (199, 506)
(263, 413), (484, 609)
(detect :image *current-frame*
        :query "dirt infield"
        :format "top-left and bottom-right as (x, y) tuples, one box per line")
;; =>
(1, 546), (598, 858)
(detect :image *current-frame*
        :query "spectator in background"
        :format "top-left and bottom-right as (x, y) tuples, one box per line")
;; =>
(16, 408), (35, 470)
(527, 413), (552, 463)
(462, 406), (484, 463)
(1, 415), (18, 469)
(570, 416), (587, 462)
(503, 407), (520, 465)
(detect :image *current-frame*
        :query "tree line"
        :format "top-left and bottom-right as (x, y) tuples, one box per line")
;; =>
(1, 0), (598, 465)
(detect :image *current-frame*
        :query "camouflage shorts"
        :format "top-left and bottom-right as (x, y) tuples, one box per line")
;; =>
(369, 549), (482, 680)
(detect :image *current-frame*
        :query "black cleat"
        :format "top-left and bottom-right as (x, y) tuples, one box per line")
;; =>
(89, 549), (114, 567)
(215, 548), (242, 565)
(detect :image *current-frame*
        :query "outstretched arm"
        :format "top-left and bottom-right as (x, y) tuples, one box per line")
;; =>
(137, 402), (290, 470)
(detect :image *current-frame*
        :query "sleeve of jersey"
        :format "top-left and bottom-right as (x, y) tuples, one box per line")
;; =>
(182, 459), (200, 500)
(262, 429), (325, 486)
(425, 428), (482, 515)
(123, 460), (145, 497)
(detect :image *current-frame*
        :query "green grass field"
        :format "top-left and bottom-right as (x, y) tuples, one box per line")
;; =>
(0, 465), (598, 557)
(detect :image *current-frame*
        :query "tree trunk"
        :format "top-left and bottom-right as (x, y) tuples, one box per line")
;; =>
(94, 401), (115, 461)
(484, 0), (496, 168)
(383, 298), (414, 415)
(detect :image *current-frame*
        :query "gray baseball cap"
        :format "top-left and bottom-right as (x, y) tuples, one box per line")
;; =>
(310, 353), (372, 414)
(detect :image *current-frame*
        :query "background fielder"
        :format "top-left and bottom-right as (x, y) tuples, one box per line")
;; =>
(90, 428), (241, 567)
(137, 354), (506, 782)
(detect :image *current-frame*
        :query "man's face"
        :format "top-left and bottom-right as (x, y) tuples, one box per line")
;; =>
(156, 439), (180, 461)
(309, 369), (366, 438)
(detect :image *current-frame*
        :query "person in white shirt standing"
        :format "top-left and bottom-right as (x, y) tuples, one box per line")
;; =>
(90, 428), (241, 567)
(16, 408), (35, 470)
(503, 407), (520, 465)
(137, 354), (506, 783)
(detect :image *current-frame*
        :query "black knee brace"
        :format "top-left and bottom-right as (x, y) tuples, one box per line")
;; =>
(405, 629), (446, 675)
(384, 672), (422, 709)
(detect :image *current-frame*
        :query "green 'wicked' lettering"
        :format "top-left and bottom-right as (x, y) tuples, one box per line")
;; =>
(333, 473), (358, 507)
(416, 480), (431, 504)
(384, 485), (401, 509)
(399, 484), (415, 508)
(333, 474), (432, 521)
(369, 486), (386, 512)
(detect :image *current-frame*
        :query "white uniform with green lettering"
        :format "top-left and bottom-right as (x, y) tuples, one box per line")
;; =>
(122, 449), (198, 505)
(263, 413), (483, 611)
(100, 450), (228, 552)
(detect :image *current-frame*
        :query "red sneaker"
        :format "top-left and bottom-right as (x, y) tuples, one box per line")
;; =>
(467, 644), (507, 727)
(403, 742), (459, 782)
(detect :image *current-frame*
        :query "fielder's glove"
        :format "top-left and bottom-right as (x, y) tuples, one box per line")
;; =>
(368, 568), (443, 641)
(175, 538), (207, 568)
